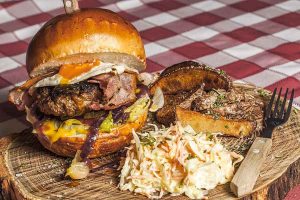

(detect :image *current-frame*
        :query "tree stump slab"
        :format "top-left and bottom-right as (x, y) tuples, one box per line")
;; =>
(1, 84), (299, 200)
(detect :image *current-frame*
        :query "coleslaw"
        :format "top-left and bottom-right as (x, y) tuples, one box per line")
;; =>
(119, 122), (243, 199)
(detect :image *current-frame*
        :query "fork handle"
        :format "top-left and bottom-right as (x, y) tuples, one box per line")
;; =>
(230, 137), (272, 197)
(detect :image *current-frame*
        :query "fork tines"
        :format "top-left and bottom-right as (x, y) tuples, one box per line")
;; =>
(265, 88), (294, 122)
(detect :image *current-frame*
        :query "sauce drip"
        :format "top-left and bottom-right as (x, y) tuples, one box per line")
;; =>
(80, 112), (108, 162)
(136, 84), (149, 98)
(65, 181), (80, 188)
(59, 60), (100, 84)
(111, 104), (131, 123)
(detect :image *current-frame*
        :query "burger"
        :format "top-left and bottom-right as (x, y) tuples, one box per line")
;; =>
(8, 8), (150, 163)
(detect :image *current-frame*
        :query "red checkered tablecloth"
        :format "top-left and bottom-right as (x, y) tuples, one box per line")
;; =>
(0, 0), (299, 199)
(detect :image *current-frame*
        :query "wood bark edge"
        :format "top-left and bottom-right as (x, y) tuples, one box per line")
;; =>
(242, 158), (300, 200)
(0, 133), (299, 200)
(0, 133), (27, 200)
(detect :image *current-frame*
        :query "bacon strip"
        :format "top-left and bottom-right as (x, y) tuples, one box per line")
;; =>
(8, 71), (56, 110)
(88, 73), (137, 110)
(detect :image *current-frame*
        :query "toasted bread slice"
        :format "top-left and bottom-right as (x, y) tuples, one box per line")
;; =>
(176, 107), (255, 137)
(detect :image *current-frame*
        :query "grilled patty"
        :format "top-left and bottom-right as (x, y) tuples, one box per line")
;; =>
(33, 73), (137, 117)
(34, 82), (103, 117)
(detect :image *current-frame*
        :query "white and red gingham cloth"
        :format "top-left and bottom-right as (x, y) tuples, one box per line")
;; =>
(0, 0), (299, 198)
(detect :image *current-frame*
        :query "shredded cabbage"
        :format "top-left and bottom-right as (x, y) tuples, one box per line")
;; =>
(119, 122), (243, 199)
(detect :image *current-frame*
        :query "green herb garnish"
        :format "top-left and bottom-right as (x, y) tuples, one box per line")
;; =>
(206, 132), (213, 140)
(214, 96), (225, 107)
(218, 69), (226, 75)
(224, 125), (229, 129)
(213, 93), (226, 108)
(257, 89), (268, 97)
(187, 155), (195, 160)
(140, 134), (156, 146)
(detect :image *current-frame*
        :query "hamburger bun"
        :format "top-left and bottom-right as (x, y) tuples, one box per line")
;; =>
(26, 8), (146, 78)
(36, 109), (148, 158)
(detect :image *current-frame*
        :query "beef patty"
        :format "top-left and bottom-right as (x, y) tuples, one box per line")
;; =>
(33, 73), (137, 117)
(34, 82), (102, 117)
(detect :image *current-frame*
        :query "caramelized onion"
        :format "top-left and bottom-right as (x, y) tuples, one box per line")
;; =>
(66, 151), (90, 180)
(138, 72), (156, 86)
(149, 87), (164, 112)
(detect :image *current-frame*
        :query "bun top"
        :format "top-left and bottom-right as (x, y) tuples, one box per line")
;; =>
(26, 8), (146, 78)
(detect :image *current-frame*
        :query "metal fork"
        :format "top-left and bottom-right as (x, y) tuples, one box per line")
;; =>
(231, 88), (294, 197)
(263, 88), (295, 138)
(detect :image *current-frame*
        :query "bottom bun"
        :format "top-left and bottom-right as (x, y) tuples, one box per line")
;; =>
(36, 111), (148, 158)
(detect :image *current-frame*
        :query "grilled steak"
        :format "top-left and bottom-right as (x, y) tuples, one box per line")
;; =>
(156, 86), (265, 132)
(191, 88), (265, 131)
(155, 86), (204, 126)
(179, 87), (204, 109)
(34, 82), (102, 117)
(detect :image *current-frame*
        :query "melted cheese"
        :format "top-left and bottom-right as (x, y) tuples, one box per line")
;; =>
(42, 120), (59, 138)
(38, 96), (150, 143)
(42, 119), (88, 143)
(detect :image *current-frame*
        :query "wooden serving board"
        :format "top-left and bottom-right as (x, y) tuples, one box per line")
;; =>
(1, 84), (300, 200)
